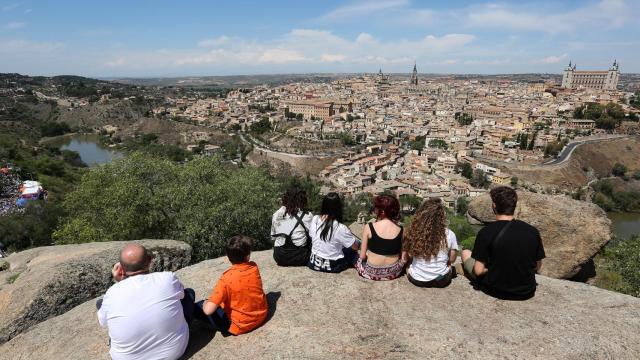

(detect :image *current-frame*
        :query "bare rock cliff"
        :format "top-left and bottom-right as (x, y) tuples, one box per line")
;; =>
(467, 191), (611, 279)
(2, 250), (639, 360)
(0, 240), (191, 343)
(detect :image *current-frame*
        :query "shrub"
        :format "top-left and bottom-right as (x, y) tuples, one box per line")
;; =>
(597, 236), (640, 297)
(53, 153), (281, 262)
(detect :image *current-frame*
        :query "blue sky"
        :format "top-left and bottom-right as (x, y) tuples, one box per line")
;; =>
(0, 0), (638, 77)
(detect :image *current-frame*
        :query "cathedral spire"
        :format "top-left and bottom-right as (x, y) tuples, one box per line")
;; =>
(410, 62), (418, 86)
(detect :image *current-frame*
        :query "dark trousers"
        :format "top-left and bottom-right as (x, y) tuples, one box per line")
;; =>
(181, 288), (195, 324)
(194, 300), (232, 334)
(273, 244), (311, 267)
(308, 247), (359, 273)
(407, 269), (453, 288)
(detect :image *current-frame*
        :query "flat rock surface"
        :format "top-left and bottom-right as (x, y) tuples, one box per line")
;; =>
(467, 191), (611, 279)
(0, 240), (191, 343)
(2, 250), (639, 360)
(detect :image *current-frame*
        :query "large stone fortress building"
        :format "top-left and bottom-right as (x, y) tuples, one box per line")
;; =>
(286, 99), (352, 120)
(561, 60), (619, 90)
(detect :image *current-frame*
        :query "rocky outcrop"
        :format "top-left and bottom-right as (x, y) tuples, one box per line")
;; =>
(3, 250), (639, 359)
(0, 240), (191, 343)
(467, 191), (611, 279)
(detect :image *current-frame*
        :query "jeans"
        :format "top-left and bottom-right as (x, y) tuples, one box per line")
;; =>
(194, 300), (232, 334)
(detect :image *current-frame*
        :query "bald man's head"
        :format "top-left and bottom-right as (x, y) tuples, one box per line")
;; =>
(119, 244), (152, 273)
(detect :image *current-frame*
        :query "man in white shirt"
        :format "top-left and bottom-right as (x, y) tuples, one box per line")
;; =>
(97, 244), (194, 360)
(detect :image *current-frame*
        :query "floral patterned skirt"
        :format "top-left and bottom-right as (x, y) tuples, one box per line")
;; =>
(355, 258), (405, 281)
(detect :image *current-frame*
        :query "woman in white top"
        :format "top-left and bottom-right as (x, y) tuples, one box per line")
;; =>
(308, 192), (360, 273)
(403, 198), (459, 288)
(271, 186), (313, 267)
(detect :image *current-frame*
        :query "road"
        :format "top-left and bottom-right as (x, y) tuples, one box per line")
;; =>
(542, 135), (628, 166)
(238, 132), (332, 159)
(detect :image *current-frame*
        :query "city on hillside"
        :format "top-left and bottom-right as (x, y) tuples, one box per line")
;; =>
(1, 1), (640, 358)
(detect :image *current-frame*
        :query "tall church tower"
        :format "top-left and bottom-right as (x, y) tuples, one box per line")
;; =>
(605, 60), (620, 90)
(561, 60), (574, 88)
(410, 62), (418, 86)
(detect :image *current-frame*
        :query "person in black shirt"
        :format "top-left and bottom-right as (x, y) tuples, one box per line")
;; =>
(461, 186), (545, 300)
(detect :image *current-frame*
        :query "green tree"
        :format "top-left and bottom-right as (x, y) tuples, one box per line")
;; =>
(339, 132), (356, 146)
(456, 113), (473, 126)
(40, 121), (71, 137)
(470, 169), (490, 189)
(630, 91), (640, 109)
(527, 131), (538, 150)
(409, 136), (426, 151)
(612, 163), (628, 177)
(53, 153), (281, 261)
(250, 117), (271, 135)
(455, 162), (473, 179)
(519, 133), (528, 150)
(455, 197), (470, 215)
(428, 139), (448, 149)
(0, 202), (64, 251)
(446, 210), (478, 250)
(344, 192), (374, 224)
(399, 194), (422, 213)
(592, 192), (615, 211)
(597, 235), (640, 296)
(510, 176), (519, 187)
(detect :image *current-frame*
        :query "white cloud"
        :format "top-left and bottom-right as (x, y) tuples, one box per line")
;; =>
(174, 29), (475, 69)
(4, 21), (25, 29)
(320, 53), (346, 62)
(1, 3), (19, 12)
(317, 0), (409, 21)
(258, 49), (310, 64)
(466, 0), (632, 34)
(0, 39), (64, 53)
(534, 53), (568, 64)
(198, 36), (231, 48)
(463, 58), (512, 66)
(105, 58), (127, 68)
(356, 33), (375, 45)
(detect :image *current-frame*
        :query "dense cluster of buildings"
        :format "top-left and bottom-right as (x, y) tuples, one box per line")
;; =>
(154, 61), (636, 206)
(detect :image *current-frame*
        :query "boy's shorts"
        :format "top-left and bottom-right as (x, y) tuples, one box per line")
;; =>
(463, 257), (477, 280)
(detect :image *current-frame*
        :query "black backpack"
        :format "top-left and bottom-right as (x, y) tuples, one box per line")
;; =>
(272, 211), (311, 249)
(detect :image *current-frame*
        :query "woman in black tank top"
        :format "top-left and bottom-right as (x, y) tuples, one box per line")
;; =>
(355, 195), (407, 281)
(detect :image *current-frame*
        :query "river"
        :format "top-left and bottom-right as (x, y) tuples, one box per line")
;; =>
(608, 212), (640, 240)
(55, 134), (123, 166)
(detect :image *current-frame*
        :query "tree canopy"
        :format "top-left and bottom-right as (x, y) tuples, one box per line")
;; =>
(53, 153), (281, 261)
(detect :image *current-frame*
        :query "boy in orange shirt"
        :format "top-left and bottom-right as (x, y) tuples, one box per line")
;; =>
(198, 235), (268, 335)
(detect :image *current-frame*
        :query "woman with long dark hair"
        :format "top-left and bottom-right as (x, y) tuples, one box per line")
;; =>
(308, 192), (359, 273)
(271, 186), (314, 266)
(403, 198), (459, 288)
(355, 194), (406, 281)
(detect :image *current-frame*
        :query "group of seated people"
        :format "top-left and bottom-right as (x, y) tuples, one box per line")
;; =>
(272, 185), (545, 297)
(97, 185), (544, 359)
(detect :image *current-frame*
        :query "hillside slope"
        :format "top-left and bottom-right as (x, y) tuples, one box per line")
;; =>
(509, 136), (640, 189)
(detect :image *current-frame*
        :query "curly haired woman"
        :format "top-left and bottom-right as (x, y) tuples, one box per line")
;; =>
(403, 198), (459, 288)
